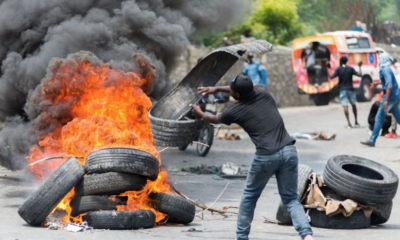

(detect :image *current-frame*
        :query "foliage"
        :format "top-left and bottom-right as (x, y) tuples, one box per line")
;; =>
(192, 0), (400, 47)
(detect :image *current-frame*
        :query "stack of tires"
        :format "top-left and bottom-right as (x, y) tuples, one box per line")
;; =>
(18, 148), (196, 229)
(276, 156), (398, 229)
(321, 155), (398, 227)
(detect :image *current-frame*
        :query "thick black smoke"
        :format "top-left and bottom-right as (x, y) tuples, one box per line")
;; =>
(0, 0), (248, 170)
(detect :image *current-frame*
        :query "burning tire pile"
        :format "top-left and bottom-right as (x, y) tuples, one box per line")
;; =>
(18, 148), (195, 229)
(276, 155), (398, 229)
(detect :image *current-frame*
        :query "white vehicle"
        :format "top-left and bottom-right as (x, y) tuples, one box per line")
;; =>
(292, 31), (399, 105)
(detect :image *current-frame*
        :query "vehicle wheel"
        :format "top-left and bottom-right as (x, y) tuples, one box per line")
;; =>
(75, 172), (147, 196)
(313, 93), (330, 106)
(309, 208), (370, 229)
(149, 193), (196, 224)
(323, 155), (399, 204)
(371, 201), (393, 225)
(83, 210), (155, 230)
(18, 158), (85, 226)
(71, 196), (127, 217)
(85, 148), (159, 181)
(357, 77), (373, 102)
(196, 125), (214, 157)
(276, 164), (313, 225)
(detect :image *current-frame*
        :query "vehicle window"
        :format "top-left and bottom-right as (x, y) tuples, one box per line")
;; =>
(346, 37), (371, 49)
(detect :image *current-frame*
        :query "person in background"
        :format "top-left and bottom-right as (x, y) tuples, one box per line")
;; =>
(302, 42), (321, 85)
(328, 56), (362, 128)
(368, 92), (392, 136)
(361, 52), (400, 147)
(189, 73), (314, 240)
(243, 53), (262, 85)
(385, 115), (398, 138)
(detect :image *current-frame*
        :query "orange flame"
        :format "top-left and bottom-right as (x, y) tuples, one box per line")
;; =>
(26, 52), (171, 224)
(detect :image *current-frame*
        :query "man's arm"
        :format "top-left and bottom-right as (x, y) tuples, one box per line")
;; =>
(189, 104), (221, 124)
(198, 86), (230, 96)
(381, 67), (394, 111)
(354, 61), (363, 77)
(329, 67), (339, 80)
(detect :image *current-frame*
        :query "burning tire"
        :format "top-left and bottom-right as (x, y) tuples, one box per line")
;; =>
(276, 164), (313, 225)
(75, 172), (147, 196)
(71, 196), (127, 217)
(149, 113), (203, 148)
(18, 158), (85, 226)
(323, 155), (399, 204)
(85, 148), (159, 181)
(371, 201), (393, 225)
(150, 193), (196, 224)
(83, 210), (155, 230)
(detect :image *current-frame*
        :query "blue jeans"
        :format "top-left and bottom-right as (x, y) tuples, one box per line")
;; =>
(236, 145), (313, 239)
(370, 99), (400, 143)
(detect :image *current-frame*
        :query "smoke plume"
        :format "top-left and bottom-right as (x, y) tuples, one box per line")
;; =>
(0, 0), (248, 170)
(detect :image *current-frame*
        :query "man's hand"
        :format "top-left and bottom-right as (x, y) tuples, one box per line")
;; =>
(383, 101), (388, 111)
(189, 104), (203, 119)
(198, 87), (217, 96)
(370, 82), (379, 91)
(358, 61), (363, 67)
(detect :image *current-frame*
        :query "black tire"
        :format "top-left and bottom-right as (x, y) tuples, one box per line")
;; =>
(149, 113), (203, 148)
(18, 158), (85, 226)
(357, 77), (373, 102)
(276, 164), (313, 225)
(75, 172), (147, 196)
(323, 155), (399, 204)
(150, 193), (195, 224)
(309, 208), (370, 229)
(371, 201), (393, 225)
(178, 144), (189, 151)
(83, 210), (155, 230)
(86, 148), (159, 181)
(71, 196), (127, 217)
(313, 93), (330, 106)
(196, 124), (214, 157)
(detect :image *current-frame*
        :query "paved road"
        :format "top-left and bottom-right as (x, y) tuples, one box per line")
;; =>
(0, 103), (399, 240)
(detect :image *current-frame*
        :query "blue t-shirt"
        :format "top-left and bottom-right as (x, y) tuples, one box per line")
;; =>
(380, 66), (400, 102)
(243, 61), (261, 84)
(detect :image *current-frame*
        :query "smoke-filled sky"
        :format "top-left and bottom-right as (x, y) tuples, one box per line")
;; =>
(0, 0), (248, 170)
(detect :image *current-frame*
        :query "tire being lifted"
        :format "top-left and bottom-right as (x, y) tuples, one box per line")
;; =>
(18, 158), (85, 226)
(276, 164), (313, 225)
(75, 172), (147, 196)
(150, 192), (196, 224)
(323, 155), (399, 204)
(85, 148), (159, 181)
(83, 210), (155, 230)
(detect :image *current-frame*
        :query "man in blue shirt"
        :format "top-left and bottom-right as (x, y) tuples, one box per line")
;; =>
(361, 52), (400, 147)
(243, 53), (263, 85)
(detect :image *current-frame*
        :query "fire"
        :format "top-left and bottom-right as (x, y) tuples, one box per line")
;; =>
(117, 170), (172, 222)
(26, 51), (171, 224)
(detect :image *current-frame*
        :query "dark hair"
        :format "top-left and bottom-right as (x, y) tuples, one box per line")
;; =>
(340, 56), (348, 65)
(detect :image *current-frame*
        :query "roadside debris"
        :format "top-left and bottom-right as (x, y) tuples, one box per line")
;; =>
(181, 228), (203, 232)
(66, 222), (93, 232)
(181, 162), (247, 179)
(291, 132), (336, 140)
